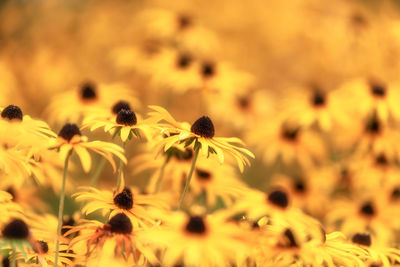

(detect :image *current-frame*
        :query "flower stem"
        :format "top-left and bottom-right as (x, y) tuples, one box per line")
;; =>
(179, 146), (200, 210)
(154, 157), (168, 193)
(90, 157), (106, 187)
(10, 249), (15, 267)
(115, 142), (126, 192)
(54, 151), (72, 267)
(90, 130), (120, 187)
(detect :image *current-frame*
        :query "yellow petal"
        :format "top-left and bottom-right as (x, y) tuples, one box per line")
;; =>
(120, 127), (131, 142)
(74, 146), (92, 173)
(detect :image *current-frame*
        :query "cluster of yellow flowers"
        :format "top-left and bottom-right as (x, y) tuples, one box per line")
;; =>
(2, 0), (400, 266)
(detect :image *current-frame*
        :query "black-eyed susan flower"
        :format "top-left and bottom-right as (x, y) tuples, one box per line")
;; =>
(247, 118), (326, 168)
(326, 195), (395, 242)
(83, 104), (155, 142)
(143, 211), (249, 267)
(149, 106), (254, 172)
(46, 81), (139, 125)
(50, 123), (126, 173)
(132, 144), (195, 194)
(188, 160), (251, 207)
(281, 84), (350, 130)
(0, 105), (56, 152)
(148, 105), (254, 208)
(24, 241), (74, 266)
(232, 188), (322, 236)
(73, 186), (166, 228)
(0, 218), (41, 266)
(65, 213), (158, 265)
(350, 232), (400, 266)
(337, 77), (400, 122)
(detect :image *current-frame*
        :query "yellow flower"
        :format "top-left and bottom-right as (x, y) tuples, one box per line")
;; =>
(24, 241), (74, 266)
(337, 77), (400, 122)
(46, 81), (139, 125)
(50, 123), (126, 173)
(189, 160), (251, 207)
(247, 119), (326, 167)
(132, 144), (195, 194)
(281, 84), (351, 130)
(326, 195), (395, 242)
(349, 232), (400, 266)
(253, 225), (365, 267)
(233, 188), (322, 236)
(143, 211), (249, 267)
(83, 104), (155, 142)
(74, 186), (166, 228)
(65, 213), (158, 265)
(149, 105), (254, 172)
(0, 105), (56, 151)
(139, 9), (219, 54)
(207, 89), (274, 130)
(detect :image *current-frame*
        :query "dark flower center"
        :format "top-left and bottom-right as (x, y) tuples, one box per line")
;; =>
(185, 216), (206, 234)
(6, 187), (16, 201)
(108, 213), (133, 234)
(34, 240), (49, 254)
(178, 14), (192, 30)
(237, 96), (251, 110)
(359, 201), (375, 217)
(116, 109), (137, 126)
(282, 128), (299, 141)
(370, 82), (386, 98)
(365, 115), (381, 134)
(391, 187), (400, 200)
(312, 90), (326, 107)
(196, 169), (212, 180)
(267, 190), (289, 208)
(201, 62), (216, 78)
(191, 116), (215, 138)
(2, 258), (9, 267)
(113, 187), (134, 210)
(176, 54), (193, 69)
(293, 180), (306, 193)
(375, 154), (388, 166)
(112, 101), (131, 115)
(58, 123), (81, 142)
(61, 216), (76, 235)
(80, 81), (97, 100)
(279, 229), (298, 248)
(352, 233), (371, 246)
(2, 219), (29, 239)
(1, 105), (23, 121)
(351, 12), (368, 27)
(252, 221), (260, 229)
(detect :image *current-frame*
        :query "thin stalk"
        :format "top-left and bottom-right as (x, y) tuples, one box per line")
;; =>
(90, 129), (120, 187)
(90, 157), (106, 187)
(54, 151), (72, 267)
(178, 146), (200, 210)
(10, 249), (15, 267)
(154, 157), (168, 193)
(115, 141), (126, 192)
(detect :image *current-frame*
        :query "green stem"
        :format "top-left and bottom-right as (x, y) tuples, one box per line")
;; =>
(90, 130), (120, 187)
(115, 142), (126, 192)
(178, 146), (200, 210)
(54, 151), (72, 267)
(154, 157), (168, 193)
(90, 157), (106, 187)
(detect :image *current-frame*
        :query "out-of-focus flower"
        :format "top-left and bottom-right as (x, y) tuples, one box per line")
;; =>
(74, 186), (166, 228)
